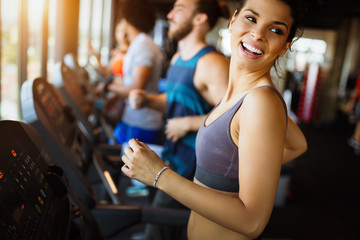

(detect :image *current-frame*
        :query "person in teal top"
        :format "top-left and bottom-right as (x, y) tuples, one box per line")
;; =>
(162, 45), (217, 179)
(129, 0), (230, 239)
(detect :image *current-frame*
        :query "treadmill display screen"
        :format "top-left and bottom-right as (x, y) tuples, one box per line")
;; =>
(34, 80), (75, 145)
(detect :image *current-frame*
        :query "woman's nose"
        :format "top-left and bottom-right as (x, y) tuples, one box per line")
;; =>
(250, 26), (266, 41)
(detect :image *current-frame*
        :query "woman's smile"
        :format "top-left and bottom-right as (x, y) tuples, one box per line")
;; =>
(239, 41), (264, 59)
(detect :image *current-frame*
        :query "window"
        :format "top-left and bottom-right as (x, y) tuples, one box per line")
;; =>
(27, 0), (45, 80)
(78, 0), (113, 67)
(47, 0), (57, 81)
(0, 0), (56, 120)
(78, 0), (91, 66)
(0, 0), (20, 120)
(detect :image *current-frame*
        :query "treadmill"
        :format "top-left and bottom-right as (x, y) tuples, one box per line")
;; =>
(20, 77), (122, 206)
(53, 60), (117, 145)
(0, 121), (189, 239)
(0, 120), (103, 240)
(19, 77), (190, 237)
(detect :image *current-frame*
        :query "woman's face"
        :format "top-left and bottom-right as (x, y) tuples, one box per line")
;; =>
(229, 0), (293, 71)
(116, 20), (129, 46)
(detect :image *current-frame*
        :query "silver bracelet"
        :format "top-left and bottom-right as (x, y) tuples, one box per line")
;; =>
(153, 166), (169, 188)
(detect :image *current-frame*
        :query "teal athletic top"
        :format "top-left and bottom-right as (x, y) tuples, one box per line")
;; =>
(162, 46), (216, 179)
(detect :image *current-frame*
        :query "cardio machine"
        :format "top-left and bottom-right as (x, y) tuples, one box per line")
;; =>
(20, 77), (122, 206)
(0, 120), (104, 240)
(0, 120), (189, 239)
(53, 58), (118, 145)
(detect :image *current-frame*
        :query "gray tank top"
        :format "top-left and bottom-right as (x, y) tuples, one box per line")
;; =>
(195, 86), (288, 192)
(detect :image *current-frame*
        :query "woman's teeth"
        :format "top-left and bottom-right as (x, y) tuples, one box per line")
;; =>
(242, 42), (263, 55)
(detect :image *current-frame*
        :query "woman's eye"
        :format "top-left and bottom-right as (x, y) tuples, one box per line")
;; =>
(246, 16), (256, 23)
(270, 28), (283, 35)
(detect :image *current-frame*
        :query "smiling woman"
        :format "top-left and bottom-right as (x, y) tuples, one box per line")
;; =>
(121, 0), (307, 239)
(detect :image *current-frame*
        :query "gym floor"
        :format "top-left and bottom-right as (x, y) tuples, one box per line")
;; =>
(264, 115), (360, 240)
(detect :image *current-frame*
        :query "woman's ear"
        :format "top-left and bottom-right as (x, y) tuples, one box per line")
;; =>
(228, 10), (238, 33)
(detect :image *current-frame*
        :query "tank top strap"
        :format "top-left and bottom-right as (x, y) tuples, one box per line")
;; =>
(175, 46), (216, 66)
(193, 45), (216, 61)
(212, 86), (288, 127)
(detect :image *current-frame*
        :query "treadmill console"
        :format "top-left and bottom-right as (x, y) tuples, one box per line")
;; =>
(55, 63), (94, 123)
(0, 121), (99, 239)
(33, 77), (75, 146)
(25, 78), (90, 170)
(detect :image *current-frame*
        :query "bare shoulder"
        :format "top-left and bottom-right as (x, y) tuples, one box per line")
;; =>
(197, 51), (229, 69)
(241, 86), (286, 123)
(195, 51), (229, 82)
(246, 86), (283, 105)
(193, 51), (229, 105)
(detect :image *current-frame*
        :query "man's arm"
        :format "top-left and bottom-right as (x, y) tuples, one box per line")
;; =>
(129, 89), (167, 114)
(194, 52), (229, 106)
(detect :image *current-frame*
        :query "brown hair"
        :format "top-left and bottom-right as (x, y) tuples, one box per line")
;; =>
(120, 0), (157, 33)
(195, 0), (230, 30)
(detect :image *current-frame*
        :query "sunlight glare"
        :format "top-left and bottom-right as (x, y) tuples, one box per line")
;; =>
(28, 0), (45, 27)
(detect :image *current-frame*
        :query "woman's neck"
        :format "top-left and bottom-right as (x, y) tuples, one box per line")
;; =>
(224, 62), (273, 101)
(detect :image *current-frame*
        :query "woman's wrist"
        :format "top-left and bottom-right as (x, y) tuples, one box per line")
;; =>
(153, 166), (169, 188)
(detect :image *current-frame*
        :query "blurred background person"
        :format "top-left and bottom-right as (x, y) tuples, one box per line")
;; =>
(108, 0), (165, 146)
(88, 20), (129, 93)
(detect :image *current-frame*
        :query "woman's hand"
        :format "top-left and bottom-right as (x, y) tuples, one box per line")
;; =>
(121, 139), (167, 186)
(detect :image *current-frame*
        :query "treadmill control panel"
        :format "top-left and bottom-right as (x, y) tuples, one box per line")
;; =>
(61, 63), (93, 118)
(34, 79), (75, 146)
(0, 121), (72, 240)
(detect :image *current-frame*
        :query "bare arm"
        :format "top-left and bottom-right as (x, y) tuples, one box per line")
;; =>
(283, 117), (307, 163)
(129, 89), (167, 114)
(122, 141), (260, 238)
(108, 65), (150, 98)
(165, 115), (206, 142)
(194, 52), (229, 105)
